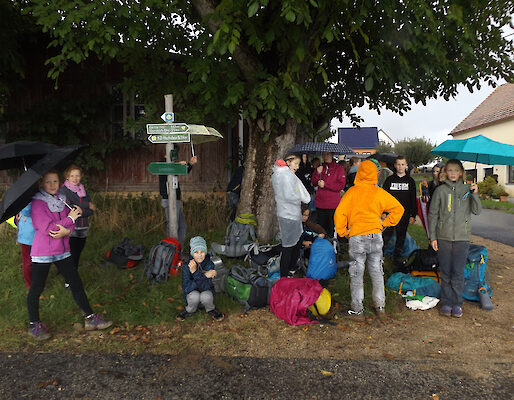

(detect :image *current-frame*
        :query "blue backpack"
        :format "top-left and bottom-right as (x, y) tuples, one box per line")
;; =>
(384, 231), (419, 259)
(463, 245), (492, 302)
(306, 238), (337, 280)
(386, 272), (441, 298)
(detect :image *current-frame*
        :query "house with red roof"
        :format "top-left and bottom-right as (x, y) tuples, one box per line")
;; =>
(450, 83), (514, 196)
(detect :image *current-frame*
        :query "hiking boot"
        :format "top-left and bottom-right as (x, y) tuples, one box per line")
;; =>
(176, 310), (193, 321)
(343, 309), (364, 318)
(440, 305), (452, 317)
(451, 305), (463, 318)
(28, 321), (51, 340)
(208, 309), (224, 322)
(84, 314), (113, 331)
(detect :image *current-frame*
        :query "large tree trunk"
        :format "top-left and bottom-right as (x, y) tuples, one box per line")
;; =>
(238, 118), (298, 242)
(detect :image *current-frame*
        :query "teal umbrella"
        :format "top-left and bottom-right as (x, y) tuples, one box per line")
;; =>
(431, 135), (514, 166)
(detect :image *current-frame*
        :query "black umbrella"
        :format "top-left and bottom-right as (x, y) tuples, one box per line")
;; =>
(0, 145), (83, 224)
(367, 152), (398, 165)
(0, 141), (58, 170)
(288, 142), (355, 155)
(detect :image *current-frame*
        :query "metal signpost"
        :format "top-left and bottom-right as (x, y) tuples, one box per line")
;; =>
(147, 95), (222, 238)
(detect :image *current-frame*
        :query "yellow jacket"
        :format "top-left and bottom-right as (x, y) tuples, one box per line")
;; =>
(335, 160), (404, 238)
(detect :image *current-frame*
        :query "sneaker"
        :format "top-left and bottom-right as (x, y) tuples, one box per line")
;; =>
(64, 283), (70, 289)
(344, 309), (364, 318)
(440, 305), (452, 317)
(28, 321), (51, 340)
(208, 309), (224, 321)
(84, 314), (113, 331)
(176, 310), (193, 321)
(451, 305), (463, 318)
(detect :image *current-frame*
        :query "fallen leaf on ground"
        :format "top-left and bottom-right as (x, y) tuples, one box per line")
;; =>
(320, 370), (333, 376)
(37, 380), (59, 389)
(430, 394), (440, 400)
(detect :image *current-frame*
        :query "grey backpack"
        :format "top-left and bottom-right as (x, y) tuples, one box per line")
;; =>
(143, 241), (178, 283)
(212, 219), (257, 258)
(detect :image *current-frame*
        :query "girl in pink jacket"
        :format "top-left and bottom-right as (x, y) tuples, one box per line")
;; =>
(27, 170), (112, 340)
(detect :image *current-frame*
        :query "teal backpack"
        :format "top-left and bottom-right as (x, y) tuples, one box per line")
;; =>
(386, 272), (441, 298)
(463, 245), (492, 302)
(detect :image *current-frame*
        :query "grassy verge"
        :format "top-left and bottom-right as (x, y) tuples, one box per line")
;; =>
(0, 194), (429, 352)
(480, 199), (514, 214)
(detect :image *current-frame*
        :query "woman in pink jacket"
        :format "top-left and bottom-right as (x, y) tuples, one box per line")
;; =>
(27, 170), (112, 340)
(311, 152), (346, 237)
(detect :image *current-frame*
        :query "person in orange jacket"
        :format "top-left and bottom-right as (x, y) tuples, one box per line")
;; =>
(334, 160), (404, 317)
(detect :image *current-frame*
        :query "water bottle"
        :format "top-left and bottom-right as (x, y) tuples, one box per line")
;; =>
(478, 287), (494, 311)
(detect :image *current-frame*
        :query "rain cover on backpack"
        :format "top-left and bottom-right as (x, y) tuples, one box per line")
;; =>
(306, 238), (337, 280)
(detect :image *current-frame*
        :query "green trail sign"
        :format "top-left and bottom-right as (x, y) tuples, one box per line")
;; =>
(146, 123), (189, 135)
(147, 132), (191, 144)
(147, 162), (188, 175)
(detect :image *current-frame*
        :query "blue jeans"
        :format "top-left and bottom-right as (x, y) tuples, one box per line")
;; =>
(437, 240), (469, 307)
(348, 234), (384, 311)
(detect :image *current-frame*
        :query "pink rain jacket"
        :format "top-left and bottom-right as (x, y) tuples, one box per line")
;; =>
(269, 278), (323, 326)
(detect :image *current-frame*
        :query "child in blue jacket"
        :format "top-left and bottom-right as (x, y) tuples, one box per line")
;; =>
(16, 204), (36, 288)
(176, 236), (224, 321)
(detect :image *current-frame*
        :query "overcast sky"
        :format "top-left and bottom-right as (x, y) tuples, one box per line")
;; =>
(331, 24), (513, 146)
(330, 81), (504, 146)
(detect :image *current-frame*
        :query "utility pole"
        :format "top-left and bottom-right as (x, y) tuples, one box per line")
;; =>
(165, 94), (178, 238)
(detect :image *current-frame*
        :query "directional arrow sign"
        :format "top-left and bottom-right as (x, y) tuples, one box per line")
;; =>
(160, 112), (174, 122)
(146, 123), (189, 135)
(147, 132), (191, 143)
(147, 162), (188, 175)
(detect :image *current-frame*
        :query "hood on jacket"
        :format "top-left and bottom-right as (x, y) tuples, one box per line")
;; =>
(354, 160), (378, 186)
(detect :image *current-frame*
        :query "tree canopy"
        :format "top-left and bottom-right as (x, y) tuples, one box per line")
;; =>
(27, 0), (514, 131)
(394, 137), (436, 167)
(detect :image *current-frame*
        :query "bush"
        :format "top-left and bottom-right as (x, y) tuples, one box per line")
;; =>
(478, 176), (496, 195)
(490, 184), (508, 199)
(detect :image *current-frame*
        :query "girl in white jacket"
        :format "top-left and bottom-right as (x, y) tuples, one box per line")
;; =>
(272, 154), (311, 277)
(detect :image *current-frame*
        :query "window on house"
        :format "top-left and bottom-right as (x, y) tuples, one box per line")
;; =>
(111, 89), (145, 139)
(508, 165), (514, 184)
(483, 167), (493, 180)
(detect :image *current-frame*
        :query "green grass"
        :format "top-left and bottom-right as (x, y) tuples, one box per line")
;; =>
(481, 199), (514, 214)
(0, 194), (431, 351)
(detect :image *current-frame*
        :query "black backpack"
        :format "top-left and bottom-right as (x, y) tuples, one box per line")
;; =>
(400, 248), (439, 273)
(106, 238), (144, 269)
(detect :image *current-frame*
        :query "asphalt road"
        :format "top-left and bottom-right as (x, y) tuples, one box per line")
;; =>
(1, 352), (512, 399)
(471, 208), (514, 247)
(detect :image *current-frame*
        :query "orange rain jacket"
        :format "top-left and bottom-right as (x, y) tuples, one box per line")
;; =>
(334, 160), (404, 238)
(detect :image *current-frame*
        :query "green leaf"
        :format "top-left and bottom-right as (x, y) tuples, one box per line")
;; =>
(285, 11), (295, 22)
(365, 77), (373, 92)
(248, 2), (259, 17)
